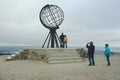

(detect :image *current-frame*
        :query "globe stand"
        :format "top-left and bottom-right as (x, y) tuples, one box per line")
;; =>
(39, 4), (64, 48)
(42, 29), (60, 48)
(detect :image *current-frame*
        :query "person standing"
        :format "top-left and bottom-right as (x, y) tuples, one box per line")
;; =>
(60, 33), (64, 48)
(86, 41), (95, 66)
(104, 44), (111, 66)
(64, 35), (67, 48)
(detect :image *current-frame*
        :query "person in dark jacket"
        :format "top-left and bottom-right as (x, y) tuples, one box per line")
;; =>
(86, 41), (95, 66)
(60, 33), (64, 48)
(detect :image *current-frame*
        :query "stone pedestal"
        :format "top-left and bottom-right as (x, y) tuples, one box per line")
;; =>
(7, 48), (87, 63)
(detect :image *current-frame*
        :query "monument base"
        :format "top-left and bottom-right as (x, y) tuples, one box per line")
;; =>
(6, 48), (87, 63)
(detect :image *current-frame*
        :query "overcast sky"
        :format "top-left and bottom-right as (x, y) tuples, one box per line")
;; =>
(0, 0), (120, 47)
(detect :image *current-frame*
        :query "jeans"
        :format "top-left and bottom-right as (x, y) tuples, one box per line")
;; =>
(106, 54), (110, 65)
(64, 42), (67, 48)
(60, 41), (64, 48)
(88, 54), (95, 65)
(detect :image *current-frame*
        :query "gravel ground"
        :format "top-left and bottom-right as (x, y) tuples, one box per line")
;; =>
(0, 54), (120, 80)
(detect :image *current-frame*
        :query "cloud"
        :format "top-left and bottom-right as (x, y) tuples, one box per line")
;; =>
(0, 0), (120, 47)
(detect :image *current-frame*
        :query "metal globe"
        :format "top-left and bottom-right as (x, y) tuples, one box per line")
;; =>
(39, 4), (64, 30)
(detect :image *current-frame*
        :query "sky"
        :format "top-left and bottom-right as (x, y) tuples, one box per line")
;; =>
(0, 0), (120, 47)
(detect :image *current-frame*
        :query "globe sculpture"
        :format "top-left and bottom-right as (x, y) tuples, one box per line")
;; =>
(39, 4), (64, 48)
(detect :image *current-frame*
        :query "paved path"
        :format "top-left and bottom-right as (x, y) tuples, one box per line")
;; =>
(0, 54), (120, 80)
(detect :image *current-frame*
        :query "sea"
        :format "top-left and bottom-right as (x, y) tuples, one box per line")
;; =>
(0, 46), (119, 55)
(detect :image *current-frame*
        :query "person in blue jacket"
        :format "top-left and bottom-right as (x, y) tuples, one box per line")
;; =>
(104, 44), (111, 66)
